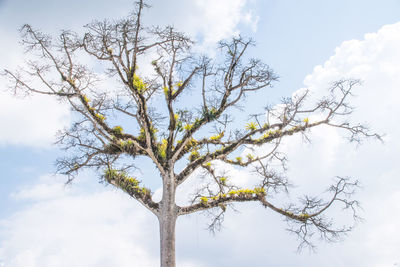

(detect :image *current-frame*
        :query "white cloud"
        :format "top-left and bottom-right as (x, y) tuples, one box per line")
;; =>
(0, 175), (160, 267)
(191, 0), (258, 45)
(0, 28), (71, 148)
(147, 0), (259, 51)
(269, 22), (400, 265)
(0, 0), (257, 147)
(11, 179), (67, 202)
(2, 5), (400, 267)
(179, 21), (400, 266)
(157, 21), (400, 266)
(0, 92), (70, 148)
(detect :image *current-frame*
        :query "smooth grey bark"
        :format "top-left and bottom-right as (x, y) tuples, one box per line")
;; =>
(158, 172), (178, 267)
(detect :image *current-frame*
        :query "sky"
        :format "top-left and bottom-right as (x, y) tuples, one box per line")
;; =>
(0, 0), (400, 266)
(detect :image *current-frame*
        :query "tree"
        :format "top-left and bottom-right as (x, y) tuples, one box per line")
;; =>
(2, 1), (380, 266)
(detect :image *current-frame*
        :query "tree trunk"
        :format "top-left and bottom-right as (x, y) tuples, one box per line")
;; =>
(159, 172), (178, 267)
(159, 213), (177, 267)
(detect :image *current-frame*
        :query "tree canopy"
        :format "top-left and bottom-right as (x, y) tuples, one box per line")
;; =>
(2, 1), (381, 266)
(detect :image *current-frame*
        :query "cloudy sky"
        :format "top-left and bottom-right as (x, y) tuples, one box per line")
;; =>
(1, 0), (400, 266)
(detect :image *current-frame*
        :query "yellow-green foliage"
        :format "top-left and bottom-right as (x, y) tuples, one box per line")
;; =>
(253, 187), (266, 195)
(82, 94), (90, 103)
(261, 132), (270, 139)
(163, 86), (169, 96)
(189, 138), (198, 146)
(299, 213), (310, 220)
(112, 126), (124, 135)
(120, 139), (134, 148)
(227, 187), (266, 197)
(189, 150), (200, 161)
(303, 117), (309, 124)
(138, 128), (146, 141)
(228, 190), (236, 197)
(245, 122), (257, 131)
(246, 154), (254, 161)
(175, 81), (183, 87)
(173, 113), (182, 131)
(203, 107), (218, 121)
(183, 123), (193, 131)
(95, 113), (105, 121)
(193, 118), (201, 128)
(200, 196), (208, 205)
(104, 169), (118, 182)
(209, 193), (227, 200)
(209, 131), (224, 141)
(179, 138), (198, 152)
(132, 74), (147, 93)
(235, 156), (242, 162)
(158, 139), (168, 159)
(258, 129), (283, 142)
(126, 177), (139, 186)
(237, 189), (255, 195)
(163, 86), (177, 97)
(138, 126), (158, 141)
(175, 121), (183, 132)
(184, 138), (198, 151)
(288, 126), (299, 133)
(219, 177), (227, 185)
(104, 169), (150, 198)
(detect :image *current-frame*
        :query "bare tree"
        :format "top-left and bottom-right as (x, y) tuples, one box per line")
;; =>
(3, 1), (380, 266)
